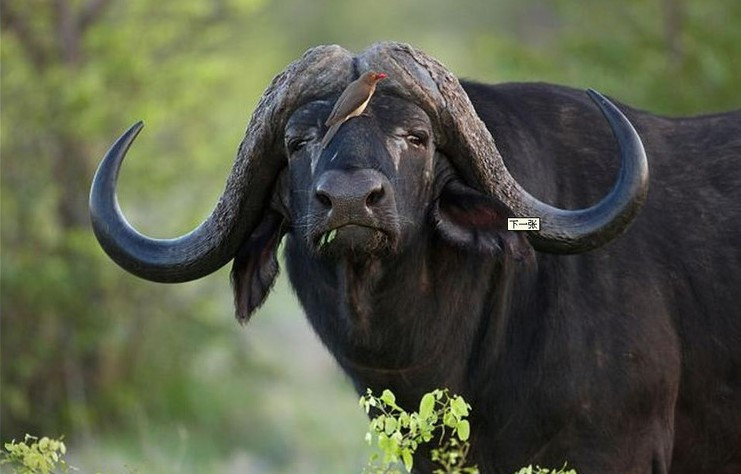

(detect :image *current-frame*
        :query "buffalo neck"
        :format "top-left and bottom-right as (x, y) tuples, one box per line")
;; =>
(284, 231), (540, 407)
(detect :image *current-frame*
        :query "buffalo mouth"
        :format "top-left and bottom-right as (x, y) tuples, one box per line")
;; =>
(312, 223), (397, 257)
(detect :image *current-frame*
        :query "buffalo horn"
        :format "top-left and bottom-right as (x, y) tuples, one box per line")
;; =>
(89, 45), (354, 282)
(357, 42), (649, 254)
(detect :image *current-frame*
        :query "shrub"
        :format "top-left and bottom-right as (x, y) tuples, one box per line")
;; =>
(360, 388), (577, 474)
(1, 435), (71, 474)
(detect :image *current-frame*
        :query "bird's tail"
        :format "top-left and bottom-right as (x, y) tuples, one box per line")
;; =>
(320, 123), (342, 150)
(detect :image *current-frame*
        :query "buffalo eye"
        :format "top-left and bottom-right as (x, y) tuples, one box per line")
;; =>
(287, 137), (310, 154)
(405, 130), (429, 148)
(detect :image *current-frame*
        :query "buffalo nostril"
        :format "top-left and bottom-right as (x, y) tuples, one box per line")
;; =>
(316, 190), (332, 208)
(365, 186), (385, 207)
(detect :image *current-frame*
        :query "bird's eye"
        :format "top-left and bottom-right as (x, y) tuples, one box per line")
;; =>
(406, 131), (428, 148)
(287, 137), (310, 154)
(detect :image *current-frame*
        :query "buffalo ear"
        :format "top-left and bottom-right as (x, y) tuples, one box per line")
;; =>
(433, 180), (530, 256)
(231, 210), (286, 323)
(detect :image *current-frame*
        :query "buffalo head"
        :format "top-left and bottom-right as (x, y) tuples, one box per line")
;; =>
(90, 42), (648, 321)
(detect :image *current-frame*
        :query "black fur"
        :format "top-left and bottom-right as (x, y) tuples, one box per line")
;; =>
(234, 83), (741, 473)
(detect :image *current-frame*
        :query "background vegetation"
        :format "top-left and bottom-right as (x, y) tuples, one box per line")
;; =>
(2, 0), (739, 472)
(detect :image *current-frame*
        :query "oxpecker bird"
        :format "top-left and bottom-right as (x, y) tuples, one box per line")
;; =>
(320, 71), (387, 149)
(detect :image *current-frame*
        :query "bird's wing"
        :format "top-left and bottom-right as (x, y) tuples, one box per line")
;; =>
(324, 82), (364, 126)
(320, 122), (342, 149)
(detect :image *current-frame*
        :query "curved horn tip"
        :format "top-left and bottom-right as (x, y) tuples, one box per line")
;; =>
(129, 121), (144, 143)
(126, 120), (145, 140)
(107, 121), (146, 160)
(91, 121), (146, 192)
(585, 88), (605, 101)
(585, 88), (618, 115)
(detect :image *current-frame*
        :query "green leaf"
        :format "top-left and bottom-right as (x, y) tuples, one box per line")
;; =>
(443, 411), (457, 428)
(399, 412), (410, 427)
(378, 433), (389, 452)
(386, 435), (401, 461)
(381, 389), (396, 406)
(456, 420), (471, 441)
(389, 431), (402, 456)
(452, 396), (470, 417)
(419, 393), (435, 419)
(402, 449), (414, 471)
(384, 416), (397, 435)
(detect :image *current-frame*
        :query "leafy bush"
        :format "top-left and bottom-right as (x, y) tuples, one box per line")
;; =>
(361, 388), (476, 473)
(360, 389), (577, 474)
(1, 435), (71, 474)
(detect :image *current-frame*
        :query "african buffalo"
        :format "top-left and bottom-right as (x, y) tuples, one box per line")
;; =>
(90, 42), (741, 473)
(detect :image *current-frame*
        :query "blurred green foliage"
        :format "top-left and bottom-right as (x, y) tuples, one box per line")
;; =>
(1, 435), (71, 474)
(1, 0), (739, 472)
